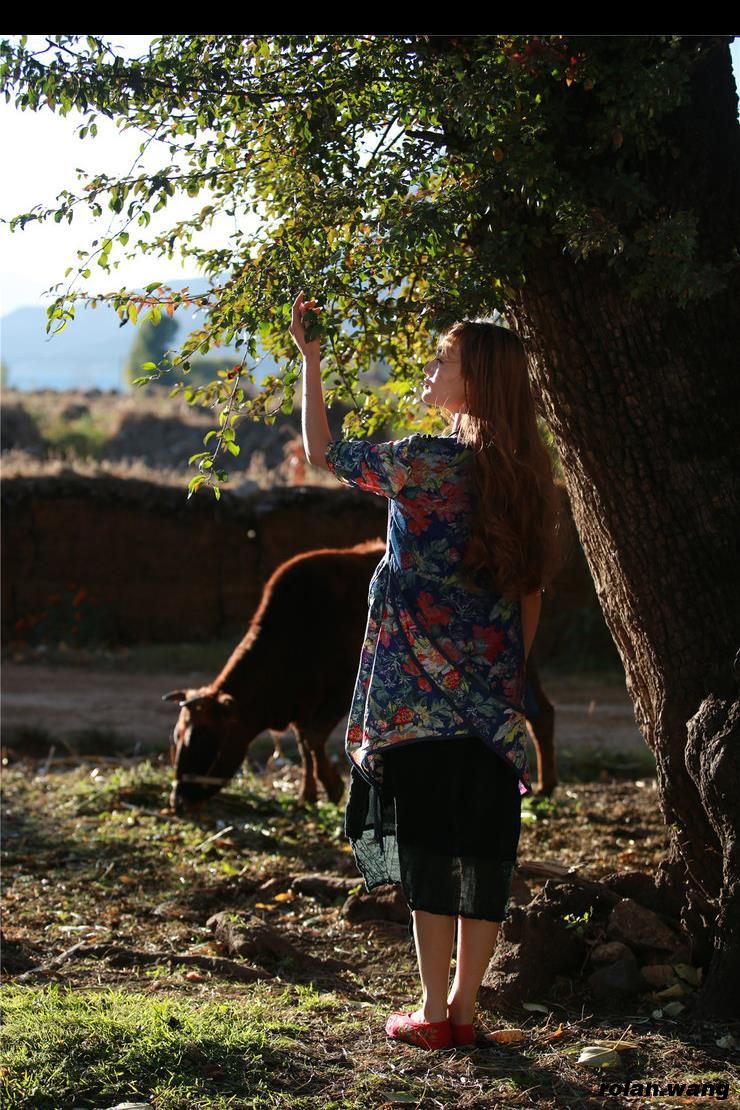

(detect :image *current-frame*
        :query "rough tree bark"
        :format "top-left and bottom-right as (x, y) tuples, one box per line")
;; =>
(500, 39), (740, 1018)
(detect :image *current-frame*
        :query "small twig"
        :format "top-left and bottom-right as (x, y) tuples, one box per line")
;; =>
(194, 825), (235, 851)
(117, 800), (166, 820)
(38, 745), (57, 775)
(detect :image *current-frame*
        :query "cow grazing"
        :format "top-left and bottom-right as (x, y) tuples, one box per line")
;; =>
(163, 540), (557, 814)
(163, 540), (384, 813)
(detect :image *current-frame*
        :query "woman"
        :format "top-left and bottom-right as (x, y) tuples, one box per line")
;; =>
(292, 291), (561, 1051)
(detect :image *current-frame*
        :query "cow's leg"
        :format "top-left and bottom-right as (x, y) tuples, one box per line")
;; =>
(294, 724), (345, 804)
(294, 727), (319, 803)
(523, 657), (557, 795)
(311, 732), (345, 804)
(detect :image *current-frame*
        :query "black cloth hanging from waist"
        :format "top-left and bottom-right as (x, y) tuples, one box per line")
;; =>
(344, 735), (522, 860)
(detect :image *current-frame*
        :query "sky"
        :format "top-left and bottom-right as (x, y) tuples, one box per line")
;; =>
(1, 34), (739, 319)
(0, 34), (247, 319)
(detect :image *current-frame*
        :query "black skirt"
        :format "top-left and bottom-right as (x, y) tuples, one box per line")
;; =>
(344, 735), (522, 923)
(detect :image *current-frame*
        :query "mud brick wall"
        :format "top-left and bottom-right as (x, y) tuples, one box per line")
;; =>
(1, 475), (616, 665)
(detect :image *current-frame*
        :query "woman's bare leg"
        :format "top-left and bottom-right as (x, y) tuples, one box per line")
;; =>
(409, 909), (456, 1022)
(446, 917), (501, 1025)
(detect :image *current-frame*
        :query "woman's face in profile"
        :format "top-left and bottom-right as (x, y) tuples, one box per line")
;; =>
(421, 336), (466, 412)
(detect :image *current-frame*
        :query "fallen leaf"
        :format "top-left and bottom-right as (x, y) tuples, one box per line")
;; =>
(662, 1001), (685, 1017)
(486, 1028), (526, 1044)
(673, 963), (700, 987)
(654, 983), (685, 999)
(577, 1045), (621, 1067)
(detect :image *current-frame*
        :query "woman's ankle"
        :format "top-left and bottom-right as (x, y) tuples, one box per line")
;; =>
(447, 996), (475, 1025)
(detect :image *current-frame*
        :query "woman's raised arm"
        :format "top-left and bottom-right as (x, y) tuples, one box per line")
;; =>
(290, 290), (332, 469)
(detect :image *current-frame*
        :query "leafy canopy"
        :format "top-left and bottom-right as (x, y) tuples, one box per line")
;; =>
(1, 34), (729, 496)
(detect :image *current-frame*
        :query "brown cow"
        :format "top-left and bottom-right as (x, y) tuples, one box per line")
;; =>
(163, 540), (556, 814)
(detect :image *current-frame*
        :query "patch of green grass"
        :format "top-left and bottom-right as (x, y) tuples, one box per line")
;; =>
(522, 793), (562, 822)
(58, 758), (169, 815)
(46, 760), (345, 897)
(0, 983), (364, 1109)
(521, 789), (583, 826)
(560, 743), (657, 784)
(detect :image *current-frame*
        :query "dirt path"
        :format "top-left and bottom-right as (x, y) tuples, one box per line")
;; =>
(1, 662), (648, 761)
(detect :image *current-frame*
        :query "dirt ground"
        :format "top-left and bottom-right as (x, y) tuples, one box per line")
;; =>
(1, 661), (652, 779)
(5, 659), (738, 1108)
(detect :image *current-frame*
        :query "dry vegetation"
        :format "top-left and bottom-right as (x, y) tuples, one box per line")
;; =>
(0, 387), (340, 494)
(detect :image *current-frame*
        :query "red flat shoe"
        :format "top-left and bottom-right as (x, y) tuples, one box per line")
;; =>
(450, 1021), (477, 1047)
(385, 1010), (453, 1050)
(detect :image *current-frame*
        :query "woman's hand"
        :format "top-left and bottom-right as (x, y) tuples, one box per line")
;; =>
(290, 290), (322, 357)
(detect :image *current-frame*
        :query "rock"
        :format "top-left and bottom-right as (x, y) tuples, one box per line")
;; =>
(342, 887), (410, 924)
(291, 873), (362, 902)
(640, 942), (692, 966)
(640, 963), (678, 989)
(588, 953), (648, 998)
(607, 897), (684, 955)
(480, 882), (592, 1009)
(206, 910), (298, 962)
(590, 940), (632, 965)
(601, 869), (684, 919)
(509, 869), (533, 906)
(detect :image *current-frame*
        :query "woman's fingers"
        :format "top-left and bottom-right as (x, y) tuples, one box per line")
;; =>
(289, 291), (321, 347)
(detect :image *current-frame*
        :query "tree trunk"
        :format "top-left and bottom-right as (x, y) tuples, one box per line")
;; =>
(504, 39), (740, 1018)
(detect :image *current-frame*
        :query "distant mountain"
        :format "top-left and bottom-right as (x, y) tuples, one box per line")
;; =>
(0, 277), (278, 392)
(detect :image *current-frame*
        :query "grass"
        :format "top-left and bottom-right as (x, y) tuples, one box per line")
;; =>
(1, 984), (362, 1109)
(3, 973), (736, 1108)
(552, 743), (658, 786)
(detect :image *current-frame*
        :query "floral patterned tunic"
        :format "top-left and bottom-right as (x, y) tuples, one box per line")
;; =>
(325, 431), (533, 803)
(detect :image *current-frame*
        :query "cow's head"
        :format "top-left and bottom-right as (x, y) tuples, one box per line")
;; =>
(162, 686), (245, 813)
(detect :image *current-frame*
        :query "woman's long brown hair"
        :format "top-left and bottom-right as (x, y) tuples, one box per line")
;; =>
(442, 320), (564, 601)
